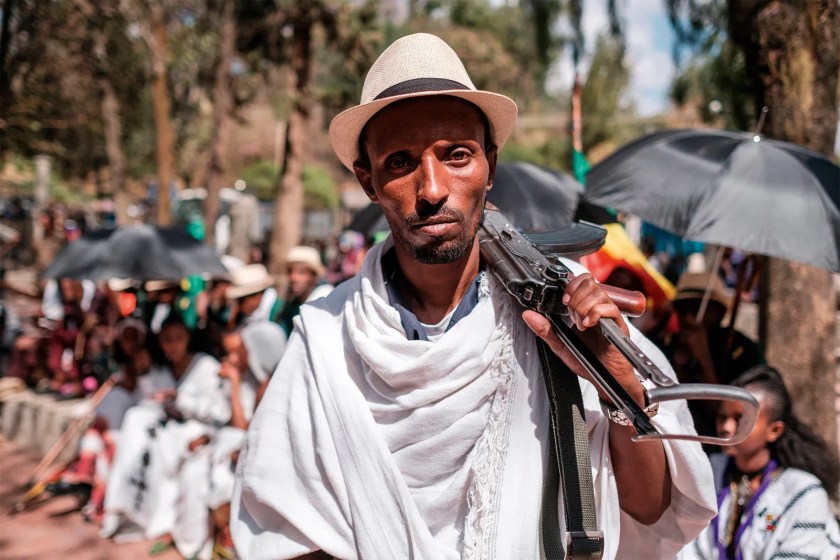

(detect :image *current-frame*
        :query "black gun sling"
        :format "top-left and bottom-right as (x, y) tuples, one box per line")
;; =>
(536, 338), (605, 560)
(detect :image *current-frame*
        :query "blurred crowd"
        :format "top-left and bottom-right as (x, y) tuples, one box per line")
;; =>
(0, 238), (356, 559)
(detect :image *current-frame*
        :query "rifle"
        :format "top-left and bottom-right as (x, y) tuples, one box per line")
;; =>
(478, 206), (757, 445)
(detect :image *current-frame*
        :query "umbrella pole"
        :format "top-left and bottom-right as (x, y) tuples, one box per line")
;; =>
(721, 254), (756, 378)
(696, 246), (726, 323)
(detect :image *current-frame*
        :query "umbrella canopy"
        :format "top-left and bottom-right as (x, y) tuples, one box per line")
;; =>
(42, 225), (228, 281)
(583, 128), (840, 271)
(347, 161), (612, 235)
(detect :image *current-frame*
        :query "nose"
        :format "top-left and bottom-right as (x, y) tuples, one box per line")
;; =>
(416, 155), (449, 206)
(718, 417), (737, 438)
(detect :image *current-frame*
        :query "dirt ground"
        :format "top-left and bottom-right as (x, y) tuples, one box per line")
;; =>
(0, 439), (180, 560)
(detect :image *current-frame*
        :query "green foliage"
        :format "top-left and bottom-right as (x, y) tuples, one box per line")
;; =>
(316, 0), (383, 119)
(302, 163), (338, 210)
(670, 41), (754, 131)
(241, 160), (337, 210)
(500, 137), (572, 172)
(240, 160), (279, 201)
(665, 0), (755, 131)
(581, 34), (630, 152)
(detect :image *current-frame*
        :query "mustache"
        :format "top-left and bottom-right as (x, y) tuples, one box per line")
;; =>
(403, 205), (466, 227)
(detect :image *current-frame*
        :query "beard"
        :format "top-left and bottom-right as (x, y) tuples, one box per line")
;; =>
(392, 204), (480, 265)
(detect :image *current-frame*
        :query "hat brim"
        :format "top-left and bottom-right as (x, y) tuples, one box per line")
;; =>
(329, 89), (518, 170)
(288, 260), (325, 278)
(225, 277), (275, 300)
(673, 288), (731, 309)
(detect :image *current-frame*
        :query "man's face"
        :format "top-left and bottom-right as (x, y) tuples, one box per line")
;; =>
(354, 97), (497, 265)
(287, 263), (317, 300)
(238, 291), (263, 315)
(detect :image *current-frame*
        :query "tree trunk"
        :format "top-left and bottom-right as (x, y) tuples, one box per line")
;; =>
(268, 22), (311, 278)
(150, 3), (175, 226)
(203, 0), (235, 247)
(100, 78), (129, 226)
(93, 27), (129, 226)
(0, 0), (15, 158)
(730, 0), (839, 448)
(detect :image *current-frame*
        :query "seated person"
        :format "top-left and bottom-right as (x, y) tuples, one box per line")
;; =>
(225, 265), (280, 328)
(100, 316), (225, 546)
(173, 321), (287, 560)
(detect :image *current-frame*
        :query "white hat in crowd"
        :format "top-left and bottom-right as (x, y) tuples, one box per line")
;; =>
(287, 246), (325, 277)
(225, 264), (275, 300)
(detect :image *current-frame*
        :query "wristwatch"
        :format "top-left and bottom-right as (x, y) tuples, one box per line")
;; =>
(599, 398), (659, 426)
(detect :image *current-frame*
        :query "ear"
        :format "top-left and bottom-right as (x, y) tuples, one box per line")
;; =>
(353, 162), (378, 202)
(766, 420), (785, 443)
(485, 144), (498, 193)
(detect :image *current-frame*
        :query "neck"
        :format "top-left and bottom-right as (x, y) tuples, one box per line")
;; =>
(171, 353), (194, 378)
(392, 237), (480, 324)
(734, 448), (772, 475)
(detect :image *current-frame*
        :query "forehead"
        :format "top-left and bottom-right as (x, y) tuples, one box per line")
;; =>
(222, 331), (243, 347)
(363, 96), (487, 154)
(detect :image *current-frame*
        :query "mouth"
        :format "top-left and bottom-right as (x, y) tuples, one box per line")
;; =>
(414, 219), (458, 236)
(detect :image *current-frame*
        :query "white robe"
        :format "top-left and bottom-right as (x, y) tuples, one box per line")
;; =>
(173, 372), (260, 560)
(681, 464), (840, 560)
(232, 240), (716, 560)
(101, 353), (225, 540)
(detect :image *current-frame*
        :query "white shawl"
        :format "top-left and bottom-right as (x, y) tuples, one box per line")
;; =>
(233, 240), (716, 560)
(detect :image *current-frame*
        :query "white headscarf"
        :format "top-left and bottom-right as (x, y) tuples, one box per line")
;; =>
(241, 321), (287, 383)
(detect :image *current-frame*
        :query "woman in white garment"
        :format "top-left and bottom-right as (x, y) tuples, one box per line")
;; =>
(172, 321), (287, 560)
(683, 366), (840, 560)
(53, 319), (156, 522)
(100, 315), (226, 547)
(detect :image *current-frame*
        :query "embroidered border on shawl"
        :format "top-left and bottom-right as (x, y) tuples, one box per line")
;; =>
(462, 276), (518, 560)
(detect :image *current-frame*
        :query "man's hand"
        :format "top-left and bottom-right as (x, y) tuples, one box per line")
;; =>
(521, 273), (644, 406)
(523, 273), (672, 524)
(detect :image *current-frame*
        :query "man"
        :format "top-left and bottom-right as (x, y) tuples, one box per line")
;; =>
(276, 245), (333, 336)
(225, 264), (281, 328)
(233, 33), (715, 559)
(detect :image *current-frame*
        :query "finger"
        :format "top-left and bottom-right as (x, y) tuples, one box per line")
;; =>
(569, 290), (613, 328)
(582, 302), (629, 334)
(560, 273), (592, 306)
(522, 310), (590, 380)
(521, 310), (568, 358)
(563, 275), (603, 311)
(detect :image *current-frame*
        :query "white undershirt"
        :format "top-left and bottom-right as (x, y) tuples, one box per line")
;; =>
(419, 306), (458, 342)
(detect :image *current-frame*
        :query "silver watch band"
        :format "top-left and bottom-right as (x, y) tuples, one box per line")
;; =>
(599, 399), (660, 426)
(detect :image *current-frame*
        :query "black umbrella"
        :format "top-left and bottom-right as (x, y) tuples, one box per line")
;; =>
(347, 161), (612, 235)
(42, 225), (228, 281)
(583, 128), (840, 271)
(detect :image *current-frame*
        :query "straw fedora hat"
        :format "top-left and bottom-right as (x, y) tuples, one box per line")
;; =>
(226, 264), (275, 300)
(287, 245), (325, 277)
(674, 271), (731, 310)
(329, 33), (518, 170)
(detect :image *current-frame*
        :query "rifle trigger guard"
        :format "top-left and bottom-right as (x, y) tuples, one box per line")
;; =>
(633, 384), (760, 445)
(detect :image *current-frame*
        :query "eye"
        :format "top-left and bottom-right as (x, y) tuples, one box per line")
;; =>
(385, 154), (413, 171)
(449, 148), (472, 162)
